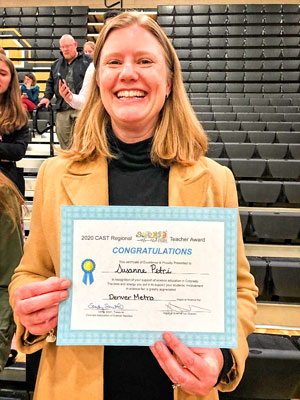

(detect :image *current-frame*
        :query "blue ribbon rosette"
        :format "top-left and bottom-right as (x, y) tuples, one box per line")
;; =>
(81, 259), (96, 285)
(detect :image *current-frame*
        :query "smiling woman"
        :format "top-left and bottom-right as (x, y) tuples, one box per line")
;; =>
(9, 11), (258, 400)
(98, 24), (172, 142)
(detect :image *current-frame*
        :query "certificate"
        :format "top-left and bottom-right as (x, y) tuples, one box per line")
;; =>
(58, 206), (237, 348)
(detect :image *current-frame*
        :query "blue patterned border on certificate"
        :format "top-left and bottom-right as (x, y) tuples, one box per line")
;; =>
(58, 206), (237, 348)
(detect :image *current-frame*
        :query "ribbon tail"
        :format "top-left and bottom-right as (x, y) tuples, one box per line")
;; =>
(83, 272), (88, 285)
(88, 272), (94, 285)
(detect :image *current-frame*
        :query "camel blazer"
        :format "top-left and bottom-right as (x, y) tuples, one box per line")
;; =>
(10, 155), (258, 400)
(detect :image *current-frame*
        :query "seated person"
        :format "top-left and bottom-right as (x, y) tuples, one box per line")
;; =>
(20, 72), (39, 112)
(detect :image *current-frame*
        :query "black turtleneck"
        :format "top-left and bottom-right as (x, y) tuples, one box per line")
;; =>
(107, 129), (169, 206)
(104, 129), (172, 400)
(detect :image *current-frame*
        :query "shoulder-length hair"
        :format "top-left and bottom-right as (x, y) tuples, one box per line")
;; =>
(25, 71), (37, 86)
(0, 171), (24, 230)
(64, 11), (207, 167)
(0, 54), (28, 135)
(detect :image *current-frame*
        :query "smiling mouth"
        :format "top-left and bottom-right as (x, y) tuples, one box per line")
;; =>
(116, 90), (146, 99)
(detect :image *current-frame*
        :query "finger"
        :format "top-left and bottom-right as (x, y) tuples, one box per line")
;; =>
(14, 277), (70, 302)
(28, 315), (58, 336)
(20, 304), (59, 328)
(15, 289), (69, 317)
(162, 332), (207, 379)
(153, 340), (212, 395)
(151, 341), (204, 395)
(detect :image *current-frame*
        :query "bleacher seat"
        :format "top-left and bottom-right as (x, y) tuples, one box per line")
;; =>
(268, 160), (300, 179)
(231, 159), (267, 178)
(239, 181), (282, 204)
(256, 144), (288, 159)
(283, 182), (300, 204)
(251, 211), (300, 240)
(221, 333), (300, 399)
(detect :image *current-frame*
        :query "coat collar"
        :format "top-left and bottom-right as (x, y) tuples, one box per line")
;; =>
(62, 158), (109, 206)
(169, 158), (211, 207)
(61, 157), (211, 207)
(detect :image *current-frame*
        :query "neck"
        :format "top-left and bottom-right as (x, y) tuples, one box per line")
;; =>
(111, 120), (156, 144)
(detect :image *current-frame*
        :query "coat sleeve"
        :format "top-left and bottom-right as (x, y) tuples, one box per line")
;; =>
(0, 125), (30, 161)
(9, 159), (56, 353)
(67, 63), (94, 110)
(217, 166), (258, 392)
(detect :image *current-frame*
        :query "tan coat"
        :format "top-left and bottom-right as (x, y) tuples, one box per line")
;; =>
(9, 155), (258, 400)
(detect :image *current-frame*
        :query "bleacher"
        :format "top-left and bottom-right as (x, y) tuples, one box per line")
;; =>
(0, 4), (300, 400)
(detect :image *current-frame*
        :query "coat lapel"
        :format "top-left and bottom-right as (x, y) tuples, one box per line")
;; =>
(169, 158), (211, 207)
(61, 158), (109, 206)
(61, 156), (211, 207)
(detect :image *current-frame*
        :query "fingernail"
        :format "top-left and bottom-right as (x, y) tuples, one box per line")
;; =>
(60, 291), (69, 300)
(155, 341), (164, 352)
(61, 279), (70, 288)
(164, 332), (171, 341)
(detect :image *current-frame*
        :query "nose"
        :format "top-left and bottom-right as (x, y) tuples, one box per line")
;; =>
(119, 62), (138, 81)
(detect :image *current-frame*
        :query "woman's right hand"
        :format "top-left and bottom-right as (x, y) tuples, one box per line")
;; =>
(14, 277), (71, 336)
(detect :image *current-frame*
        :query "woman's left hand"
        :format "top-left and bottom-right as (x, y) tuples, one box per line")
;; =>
(150, 331), (224, 396)
(58, 79), (73, 103)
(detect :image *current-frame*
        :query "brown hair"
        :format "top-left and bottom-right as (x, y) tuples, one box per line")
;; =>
(25, 71), (37, 86)
(63, 11), (207, 167)
(0, 54), (28, 134)
(0, 171), (24, 230)
(0, 47), (6, 55)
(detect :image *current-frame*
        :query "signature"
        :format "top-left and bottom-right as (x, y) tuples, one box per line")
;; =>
(88, 302), (124, 312)
(162, 302), (211, 315)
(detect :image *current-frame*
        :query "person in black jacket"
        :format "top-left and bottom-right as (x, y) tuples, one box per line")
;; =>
(0, 54), (30, 195)
(38, 34), (92, 149)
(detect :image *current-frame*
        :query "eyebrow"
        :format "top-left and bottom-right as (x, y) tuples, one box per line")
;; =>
(101, 49), (159, 61)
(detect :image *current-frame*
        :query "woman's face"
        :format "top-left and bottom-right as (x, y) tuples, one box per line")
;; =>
(98, 24), (171, 136)
(0, 60), (11, 97)
(24, 76), (33, 86)
(84, 44), (94, 57)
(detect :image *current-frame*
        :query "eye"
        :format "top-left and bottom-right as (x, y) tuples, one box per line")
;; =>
(139, 58), (152, 65)
(107, 60), (121, 65)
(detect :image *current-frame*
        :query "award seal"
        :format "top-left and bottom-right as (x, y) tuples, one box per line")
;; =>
(81, 259), (96, 285)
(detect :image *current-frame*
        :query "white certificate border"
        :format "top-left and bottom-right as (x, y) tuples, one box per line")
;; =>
(58, 206), (237, 348)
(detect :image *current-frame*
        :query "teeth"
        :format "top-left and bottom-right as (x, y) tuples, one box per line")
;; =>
(117, 90), (146, 98)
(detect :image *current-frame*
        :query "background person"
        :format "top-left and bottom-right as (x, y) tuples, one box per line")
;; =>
(20, 72), (39, 112)
(10, 12), (258, 400)
(59, 12), (119, 111)
(0, 54), (30, 195)
(83, 41), (95, 57)
(38, 34), (92, 149)
(0, 171), (24, 372)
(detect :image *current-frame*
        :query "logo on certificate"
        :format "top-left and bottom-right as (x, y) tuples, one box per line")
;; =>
(136, 230), (167, 242)
(81, 259), (96, 285)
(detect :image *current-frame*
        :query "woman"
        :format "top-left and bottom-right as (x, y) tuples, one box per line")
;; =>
(83, 41), (95, 57)
(0, 171), (24, 372)
(20, 72), (40, 112)
(10, 12), (258, 400)
(0, 54), (30, 195)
